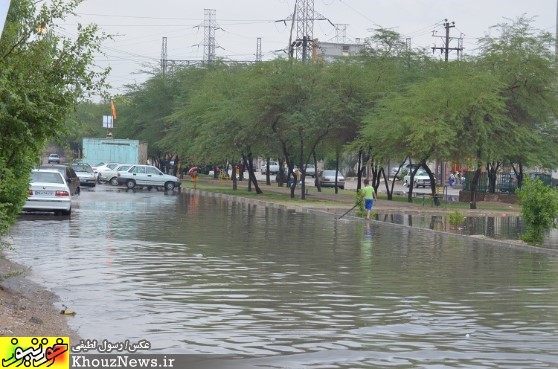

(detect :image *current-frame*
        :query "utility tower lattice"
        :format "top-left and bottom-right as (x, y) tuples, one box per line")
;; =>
(256, 37), (262, 62)
(203, 9), (217, 64)
(161, 37), (168, 76)
(290, 0), (314, 62)
(334, 24), (348, 43)
(431, 20), (463, 61)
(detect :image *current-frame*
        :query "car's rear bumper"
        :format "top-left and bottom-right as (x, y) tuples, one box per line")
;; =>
(320, 182), (345, 187)
(79, 179), (97, 186)
(23, 198), (71, 212)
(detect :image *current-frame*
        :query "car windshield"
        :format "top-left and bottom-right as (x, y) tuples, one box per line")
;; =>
(416, 169), (428, 176)
(31, 171), (64, 184)
(72, 164), (93, 173)
(323, 170), (341, 176)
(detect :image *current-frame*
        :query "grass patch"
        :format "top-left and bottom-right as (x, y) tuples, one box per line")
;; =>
(182, 180), (346, 208)
(182, 178), (520, 213)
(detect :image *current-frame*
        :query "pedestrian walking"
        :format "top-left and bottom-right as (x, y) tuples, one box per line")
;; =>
(361, 179), (377, 220)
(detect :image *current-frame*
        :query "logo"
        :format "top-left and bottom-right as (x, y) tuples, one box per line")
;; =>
(0, 337), (69, 368)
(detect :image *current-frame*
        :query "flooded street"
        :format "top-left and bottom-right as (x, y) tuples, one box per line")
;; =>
(5, 186), (558, 368)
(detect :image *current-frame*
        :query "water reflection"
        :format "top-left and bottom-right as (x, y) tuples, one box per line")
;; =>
(5, 189), (558, 367)
(373, 212), (558, 248)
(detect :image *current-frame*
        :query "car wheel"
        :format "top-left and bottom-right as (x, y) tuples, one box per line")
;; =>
(61, 208), (71, 216)
(76, 187), (80, 195)
(110, 177), (119, 186)
(126, 180), (136, 189)
(340, 186), (345, 190)
(164, 182), (175, 191)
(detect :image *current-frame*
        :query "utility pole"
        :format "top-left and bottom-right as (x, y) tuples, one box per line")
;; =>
(431, 20), (463, 61)
(555, 0), (558, 59)
(160, 37), (168, 76)
(256, 37), (262, 62)
(203, 9), (217, 64)
(431, 20), (463, 187)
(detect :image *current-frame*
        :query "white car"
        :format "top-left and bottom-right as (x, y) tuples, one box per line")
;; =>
(47, 153), (61, 164)
(71, 162), (96, 187)
(116, 164), (181, 190)
(318, 170), (345, 189)
(261, 161), (280, 175)
(290, 164), (316, 178)
(22, 169), (72, 215)
(403, 168), (431, 188)
(93, 162), (120, 183)
(105, 164), (133, 186)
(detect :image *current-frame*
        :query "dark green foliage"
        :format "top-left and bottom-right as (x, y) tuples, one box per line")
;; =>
(448, 210), (466, 226)
(517, 177), (558, 244)
(0, 0), (108, 239)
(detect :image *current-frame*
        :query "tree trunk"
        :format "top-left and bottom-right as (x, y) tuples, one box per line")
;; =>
(313, 151), (321, 192)
(406, 159), (418, 203)
(486, 161), (500, 193)
(356, 150), (363, 192)
(470, 167), (481, 209)
(334, 147), (340, 195)
(231, 160), (237, 191)
(422, 162), (439, 206)
(243, 153), (262, 194)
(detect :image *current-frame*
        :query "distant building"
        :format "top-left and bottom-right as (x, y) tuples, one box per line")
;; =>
(313, 39), (365, 62)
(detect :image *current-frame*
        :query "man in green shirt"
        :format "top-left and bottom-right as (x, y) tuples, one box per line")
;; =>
(362, 179), (377, 220)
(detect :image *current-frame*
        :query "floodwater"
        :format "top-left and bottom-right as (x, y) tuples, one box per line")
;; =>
(372, 212), (558, 248)
(6, 188), (558, 368)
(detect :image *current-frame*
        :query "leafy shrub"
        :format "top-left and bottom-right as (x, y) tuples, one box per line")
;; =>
(516, 177), (558, 244)
(449, 210), (465, 226)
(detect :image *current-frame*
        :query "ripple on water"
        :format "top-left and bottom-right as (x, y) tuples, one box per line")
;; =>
(5, 191), (558, 367)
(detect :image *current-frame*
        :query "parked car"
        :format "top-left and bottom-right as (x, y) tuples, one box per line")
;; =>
(298, 164), (316, 178)
(275, 167), (296, 185)
(71, 162), (96, 187)
(116, 164), (181, 190)
(47, 153), (61, 164)
(318, 170), (345, 189)
(390, 165), (403, 176)
(22, 169), (72, 215)
(529, 172), (552, 186)
(391, 163), (419, 180)
(94, 162), (120, 183)
(499, 172), (519, 193)
(105, 164), (133, 186)
(403, 168), (431, 188)
(261, 161), (280, 175)
(40, 164), (80, 195)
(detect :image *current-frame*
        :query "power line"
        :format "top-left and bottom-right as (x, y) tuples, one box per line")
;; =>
(431, 20), (464, 61)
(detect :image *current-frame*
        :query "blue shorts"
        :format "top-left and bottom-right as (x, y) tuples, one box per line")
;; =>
(365, 199), (374, 210)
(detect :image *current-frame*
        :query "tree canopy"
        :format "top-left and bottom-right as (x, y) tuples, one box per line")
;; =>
(0, 0), (109, 236)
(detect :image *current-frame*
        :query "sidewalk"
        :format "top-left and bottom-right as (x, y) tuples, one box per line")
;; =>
(190, 176), (521, 217)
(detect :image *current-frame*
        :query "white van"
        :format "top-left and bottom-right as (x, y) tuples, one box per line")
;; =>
(261, 161), (280, 175)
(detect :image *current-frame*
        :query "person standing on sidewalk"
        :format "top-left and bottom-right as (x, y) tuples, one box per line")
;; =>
(362, 179), (377, 220)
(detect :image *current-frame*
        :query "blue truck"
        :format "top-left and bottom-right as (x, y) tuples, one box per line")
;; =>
(82, 138), (148, 166)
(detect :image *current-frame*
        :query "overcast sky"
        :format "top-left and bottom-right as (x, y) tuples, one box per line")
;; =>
(64, 0), (557, 98)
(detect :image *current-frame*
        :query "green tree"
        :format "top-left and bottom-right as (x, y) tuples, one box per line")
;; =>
(477, 16), (558, 189)
(0, 0), (109, 236)
(517, 177), (558, 244)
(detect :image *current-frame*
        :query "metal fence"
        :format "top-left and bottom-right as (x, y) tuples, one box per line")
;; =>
(461, 171), (552, 193)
